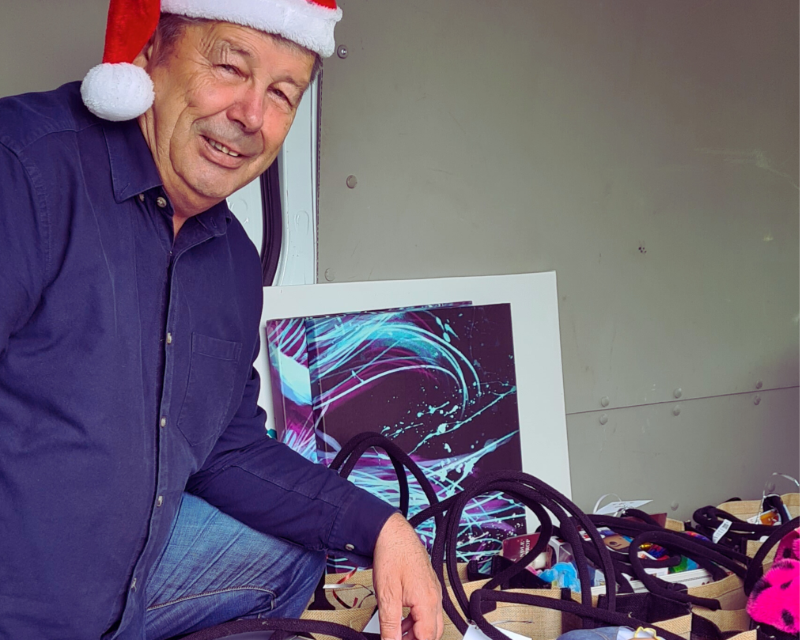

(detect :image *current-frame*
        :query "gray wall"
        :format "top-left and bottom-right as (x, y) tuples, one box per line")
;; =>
(0, 1), (107, 96)
(2, 0), (798, 519)
(318, 0), (800, 517)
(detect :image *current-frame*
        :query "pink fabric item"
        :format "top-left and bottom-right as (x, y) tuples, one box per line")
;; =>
(747, 527), (800, 635)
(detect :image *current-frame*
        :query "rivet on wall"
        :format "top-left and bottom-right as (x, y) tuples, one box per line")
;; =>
(755, 381), (763, 390)
(673, 388), (682, 399)
(673, 405), (681, 416)
(346, 175), (358, 189)
(324, 268), (335, 282)
(337, 44), (348, 59)
(600, 396), (610, 408)
(599, 414), (608, 425)
(670, 502), (679, 511)
(753, 395), (761, 406)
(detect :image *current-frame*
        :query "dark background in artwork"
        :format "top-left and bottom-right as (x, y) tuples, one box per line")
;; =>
(313, 304), (522, 480)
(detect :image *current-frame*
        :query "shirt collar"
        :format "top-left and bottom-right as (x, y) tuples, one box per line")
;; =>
(103, 119), (163, 204)
(196, 200), (233, 238)
(103, 118), (233, 235)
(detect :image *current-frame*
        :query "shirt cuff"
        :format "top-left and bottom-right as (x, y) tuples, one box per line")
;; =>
(328, 482), (399, 562)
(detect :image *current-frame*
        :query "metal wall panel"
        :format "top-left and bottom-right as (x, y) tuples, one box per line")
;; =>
(318, 0), (799, 501)
(567, 387), (799, 521)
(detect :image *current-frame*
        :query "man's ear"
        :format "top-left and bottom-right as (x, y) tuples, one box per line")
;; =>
(132, 39), (156, 71)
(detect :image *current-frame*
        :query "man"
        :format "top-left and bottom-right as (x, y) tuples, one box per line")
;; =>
(0, 0), (443, 638)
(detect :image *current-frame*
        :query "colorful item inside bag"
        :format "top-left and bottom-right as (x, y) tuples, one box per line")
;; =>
(556, 627), (666, 640)
(746, 527), (800, 635)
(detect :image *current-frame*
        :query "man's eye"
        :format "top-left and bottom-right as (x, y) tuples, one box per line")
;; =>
(218, 64), (240, 76)
(270, 88), (292, 106)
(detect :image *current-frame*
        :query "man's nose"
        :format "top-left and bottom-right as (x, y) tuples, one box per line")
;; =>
(229, 85), (265, 133)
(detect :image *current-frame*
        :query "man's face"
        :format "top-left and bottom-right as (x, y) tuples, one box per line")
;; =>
(136, 21), (315, 218)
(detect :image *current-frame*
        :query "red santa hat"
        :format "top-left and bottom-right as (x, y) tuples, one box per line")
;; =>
(81, 0), (342, 121)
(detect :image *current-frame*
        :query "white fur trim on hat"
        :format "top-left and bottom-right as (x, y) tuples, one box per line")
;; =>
(81, 63), (155, 121)
(161, 0), (342, 58)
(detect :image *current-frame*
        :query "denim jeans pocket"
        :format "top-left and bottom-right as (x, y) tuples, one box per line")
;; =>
(176, 332), (242, 445)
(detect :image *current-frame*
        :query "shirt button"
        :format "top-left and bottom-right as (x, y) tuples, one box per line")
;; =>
(138, 193), (145, 202)
(344, 543), (355, 551)
(156, 495), (163, 508)
(156, 196), (168, 208)
(130, 577), (137, 591)
(166, 332), (173, 345)
(160, 416), (167, 428)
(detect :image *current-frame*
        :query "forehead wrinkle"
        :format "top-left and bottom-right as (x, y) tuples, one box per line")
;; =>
(205, 37), (254, 61)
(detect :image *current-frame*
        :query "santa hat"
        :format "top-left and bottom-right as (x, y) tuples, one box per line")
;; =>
(81, 0), (342, 121)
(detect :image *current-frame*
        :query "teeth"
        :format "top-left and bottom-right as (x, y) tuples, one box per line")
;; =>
(208, 138), (240, 157)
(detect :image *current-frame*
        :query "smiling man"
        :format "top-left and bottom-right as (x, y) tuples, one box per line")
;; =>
(0, 1), (442, 639)
(138, 18), (312, 232)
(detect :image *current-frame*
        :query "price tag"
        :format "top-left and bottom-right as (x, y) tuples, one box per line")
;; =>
(712, 519), (732, 544)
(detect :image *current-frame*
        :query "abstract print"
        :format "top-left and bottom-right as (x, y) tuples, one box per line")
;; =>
(266, 303), (525, 570)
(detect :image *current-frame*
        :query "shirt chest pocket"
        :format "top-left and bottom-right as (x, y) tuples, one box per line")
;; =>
(176, 333), (243, 446)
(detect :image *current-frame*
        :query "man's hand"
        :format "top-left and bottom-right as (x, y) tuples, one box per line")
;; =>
(372, 512), (444, 640)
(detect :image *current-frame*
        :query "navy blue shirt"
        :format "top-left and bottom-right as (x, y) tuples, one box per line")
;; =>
(0, 82), (395, 639)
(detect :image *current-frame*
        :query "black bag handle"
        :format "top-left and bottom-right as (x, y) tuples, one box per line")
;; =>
(438, 480), (556, 597)
(692, 506), (780, 551)
(585, 513), (689, 594)
(743, 516), (800, 596)
(570, 534), (636, 594)
(329, 432), (440, 520)
(575, 516), (687, 592)
(428, 470), (619, 634)
(620, 509), (666, 528)
(469, 589), (688, 640)
(589, 514), (669, 537)
(627, 529), (748, 610)
(179, 616), (369, 640)
(428, 478), (556, 633)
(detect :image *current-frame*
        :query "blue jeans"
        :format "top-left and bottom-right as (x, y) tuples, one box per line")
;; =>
(144, 493), (326, 640)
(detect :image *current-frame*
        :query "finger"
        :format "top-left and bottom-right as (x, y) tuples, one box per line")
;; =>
(402, 617), (415, 635)
(378, 586), (403, 640)
(408, 601), (441, 640)
(435, 605), (445, 640)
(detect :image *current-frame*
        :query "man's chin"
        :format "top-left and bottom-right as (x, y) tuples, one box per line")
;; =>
(188, 173), (253, 202)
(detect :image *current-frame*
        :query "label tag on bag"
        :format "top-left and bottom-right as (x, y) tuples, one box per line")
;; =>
(463, 622), (530, 640)
(712, 519), (732, 543)
(594, 499), (652, 516)
(363, 611), (411, 635)
(363, 611), (381, 634)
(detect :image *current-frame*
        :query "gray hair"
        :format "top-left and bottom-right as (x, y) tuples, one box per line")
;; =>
(152, 13), (322, 82)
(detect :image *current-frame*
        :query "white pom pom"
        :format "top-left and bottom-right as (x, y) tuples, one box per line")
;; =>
(80, 63), (154, 122)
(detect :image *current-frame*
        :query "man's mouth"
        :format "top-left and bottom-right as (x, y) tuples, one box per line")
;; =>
(203, 136), (241, 158)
